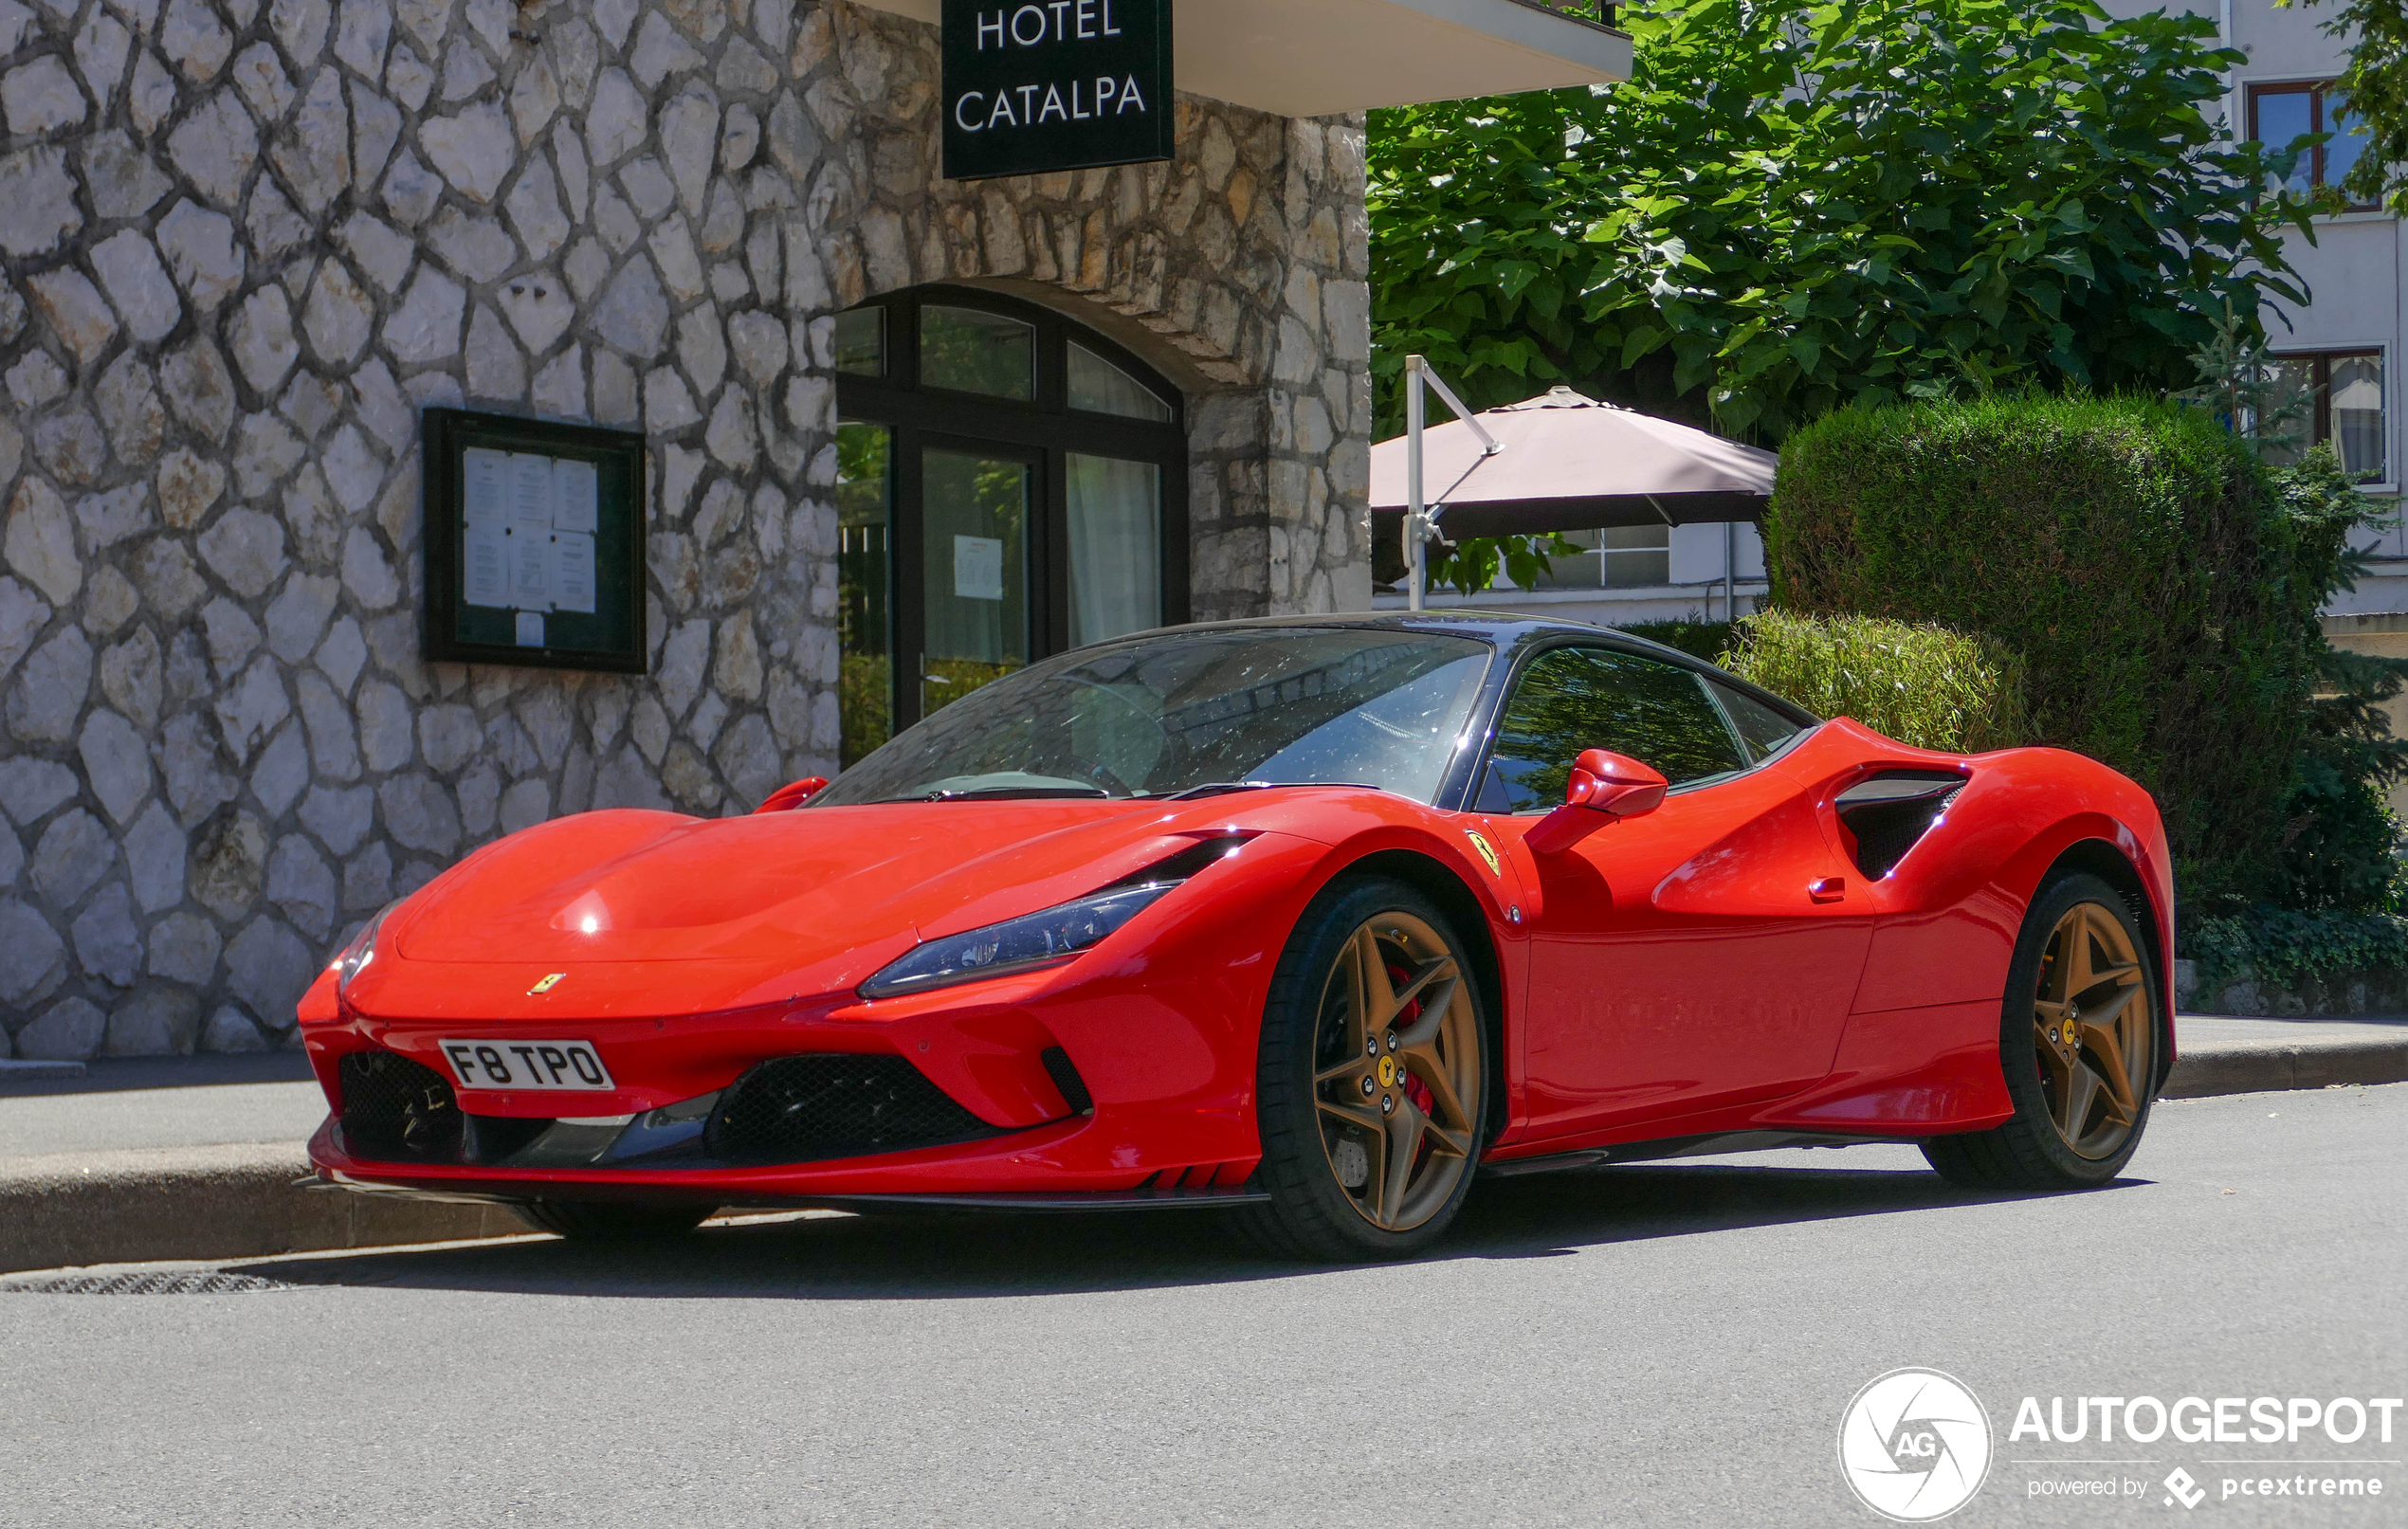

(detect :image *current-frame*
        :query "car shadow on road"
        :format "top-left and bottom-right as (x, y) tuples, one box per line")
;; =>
(242, 1157), (2149, 1301)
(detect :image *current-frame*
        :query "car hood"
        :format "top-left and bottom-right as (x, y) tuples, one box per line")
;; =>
(380, 797), (1308, 997)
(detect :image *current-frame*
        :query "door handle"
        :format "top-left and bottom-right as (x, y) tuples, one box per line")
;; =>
(1809, 876), (1846, 903)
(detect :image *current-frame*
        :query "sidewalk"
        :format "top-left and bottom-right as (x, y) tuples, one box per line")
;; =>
(0, 1054), (325, 1157)
(0, 1054), (519, 1275)
(2160, 1012), (2408, 1098)
(4, 1015), (2403, 1275)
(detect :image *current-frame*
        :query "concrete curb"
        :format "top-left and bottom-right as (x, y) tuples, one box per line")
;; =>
(3, 1040), (2401, 1276)
(0, 1144), (522, 1276)
(2161, 1036), (2408, 1100)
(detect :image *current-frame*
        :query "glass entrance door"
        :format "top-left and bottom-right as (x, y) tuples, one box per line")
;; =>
(833, 287), (1190, 769)
(837, 422), (892, 768)
(920, 447), (1033, 719)
(1067, 454), (1162, 646)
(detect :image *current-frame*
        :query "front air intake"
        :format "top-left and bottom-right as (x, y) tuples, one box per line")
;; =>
(703, 1054), (1004, 1166)
(338, 1050), (465, 1163)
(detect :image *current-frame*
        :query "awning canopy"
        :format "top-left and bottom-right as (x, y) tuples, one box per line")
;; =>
(850, 0), (1632, 118)
(1371, 387), (1778, 537)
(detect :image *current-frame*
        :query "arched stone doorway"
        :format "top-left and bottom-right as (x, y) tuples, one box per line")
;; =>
(785, 0), (1377, 697)
(829, 284), (1189, 762)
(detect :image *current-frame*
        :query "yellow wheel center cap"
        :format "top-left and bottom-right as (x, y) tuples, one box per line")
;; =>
(1377, 1055), (1397, 1089)
(2061, 1019), (2078, 1046)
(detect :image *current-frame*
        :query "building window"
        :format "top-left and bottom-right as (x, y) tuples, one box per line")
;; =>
(1530, 525), (1671, 590)
(2250, 81), (2373, 207)
(834, 307), (885, 376)
(833, 287), (1189, 766)
(919, 305), (1036, 400)
(2265, 351), (2388, 483)
(1068, 343), (1174, 422)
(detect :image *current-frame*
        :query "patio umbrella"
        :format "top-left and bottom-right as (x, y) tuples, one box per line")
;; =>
(1369, 385), (1779, 540)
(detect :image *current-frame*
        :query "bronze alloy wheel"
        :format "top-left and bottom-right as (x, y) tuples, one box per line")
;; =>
(2030, 901), (2152, 1160)
(1923, 869), (2159, 1192)
(1308, 912), (1482, 1232)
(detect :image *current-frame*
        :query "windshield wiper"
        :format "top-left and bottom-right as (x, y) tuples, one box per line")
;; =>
(1144, 781), (1377, 801)
(901, 786), (1116, 803)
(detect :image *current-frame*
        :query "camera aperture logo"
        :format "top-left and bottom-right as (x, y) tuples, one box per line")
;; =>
(1840, 1368), (1995, 1521)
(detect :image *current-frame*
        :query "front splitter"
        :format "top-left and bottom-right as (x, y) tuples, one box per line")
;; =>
(316, 1167), (1268, 1213)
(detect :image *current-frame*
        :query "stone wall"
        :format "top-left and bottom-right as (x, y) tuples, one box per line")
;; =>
(0, 0), (1370, 1058)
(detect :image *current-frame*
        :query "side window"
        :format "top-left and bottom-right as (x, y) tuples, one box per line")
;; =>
(1477, 647), (1748, 813)
(1711, 680), (1810, 761)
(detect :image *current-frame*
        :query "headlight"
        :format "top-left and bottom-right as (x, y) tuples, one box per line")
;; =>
(859, 883), (1176, 999)
(330, 901), (398, 992)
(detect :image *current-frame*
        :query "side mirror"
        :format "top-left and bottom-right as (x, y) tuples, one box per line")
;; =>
(1523, 750), (1668, 854)
(755, 776), (830, 813)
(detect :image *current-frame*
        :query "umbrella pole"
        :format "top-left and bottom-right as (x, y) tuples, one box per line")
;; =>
(1402, 355), (1501, 613)
(1406, 357), (1427, 612)
(1724, 520), (1736, 623)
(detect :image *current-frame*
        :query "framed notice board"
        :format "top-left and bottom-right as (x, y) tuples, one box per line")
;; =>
(420, 409), (648, 674)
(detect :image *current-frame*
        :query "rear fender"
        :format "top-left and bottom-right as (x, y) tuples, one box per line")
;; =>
(1992, 821), (2178, 1079)
(1842, 746), (2170, 1016)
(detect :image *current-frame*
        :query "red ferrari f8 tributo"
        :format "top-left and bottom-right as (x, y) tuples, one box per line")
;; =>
(301, 614), (2173, 1260)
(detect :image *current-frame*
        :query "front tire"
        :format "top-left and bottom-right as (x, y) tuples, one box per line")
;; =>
(1922, 870), (2162, 1190)
(1243, 876), (1490, 1262)
(514, 1200), (714, 1241)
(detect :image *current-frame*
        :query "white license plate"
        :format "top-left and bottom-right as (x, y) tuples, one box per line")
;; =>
(439, 1039), (615, 1092)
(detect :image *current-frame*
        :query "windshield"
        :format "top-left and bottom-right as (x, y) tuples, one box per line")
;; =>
(813, 628), (1493, 806)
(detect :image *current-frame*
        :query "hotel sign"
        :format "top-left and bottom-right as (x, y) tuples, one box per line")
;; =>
(941, 0), (1175, 181)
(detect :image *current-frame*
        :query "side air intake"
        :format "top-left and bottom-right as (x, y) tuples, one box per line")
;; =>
(1834, 771), (1966, 881)
(1040, 1046), (1094, 1115)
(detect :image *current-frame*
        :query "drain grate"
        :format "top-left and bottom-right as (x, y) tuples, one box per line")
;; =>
(4, 1270), (292, 1295)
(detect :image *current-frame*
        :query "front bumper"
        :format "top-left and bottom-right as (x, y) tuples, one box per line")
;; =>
(302, 944), (1278, 1205)
(300, 828), (1353, 1207)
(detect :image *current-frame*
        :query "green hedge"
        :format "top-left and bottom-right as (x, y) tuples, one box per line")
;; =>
(1721, 610), (2034, 754)
(1618, 619), (1732, 664)
(2185, 908), (2408, 999)
(1767, 394), (2333, 906)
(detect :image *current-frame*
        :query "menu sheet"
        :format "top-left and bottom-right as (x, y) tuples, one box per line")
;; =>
(461, 447), (603, 622)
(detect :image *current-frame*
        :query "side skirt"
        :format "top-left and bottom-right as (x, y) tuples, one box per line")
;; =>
(1479, 1129), (1903, 1179)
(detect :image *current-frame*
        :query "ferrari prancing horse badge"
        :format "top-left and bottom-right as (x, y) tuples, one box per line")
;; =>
(1464, 830), (1502, 878)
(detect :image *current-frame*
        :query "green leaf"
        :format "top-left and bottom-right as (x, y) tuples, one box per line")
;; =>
(1366, 0), (2299, 442)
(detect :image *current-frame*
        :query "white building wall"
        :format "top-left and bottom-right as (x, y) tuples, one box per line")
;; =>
(1372, 518), (1768, 626)
(2107, 0), (2405, 606)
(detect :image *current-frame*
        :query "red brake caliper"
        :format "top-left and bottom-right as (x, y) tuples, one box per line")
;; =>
(1389, 963), (1437, 1126)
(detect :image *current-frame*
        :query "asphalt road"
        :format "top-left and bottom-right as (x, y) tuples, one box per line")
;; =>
(2, 1085), (2401, 1528)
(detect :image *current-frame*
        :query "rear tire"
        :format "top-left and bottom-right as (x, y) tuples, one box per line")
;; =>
(514, 1200), (713, 1241)
(1242, 875), (1491, 1262)
(1922, 870), (2162, 1191)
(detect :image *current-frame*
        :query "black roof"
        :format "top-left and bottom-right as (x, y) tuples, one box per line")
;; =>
(1141, 607), (1721, 664)
(1106, 609), (1816, 729)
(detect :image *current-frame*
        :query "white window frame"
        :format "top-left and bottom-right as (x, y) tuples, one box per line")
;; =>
(2268, 342), (2395, 500)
